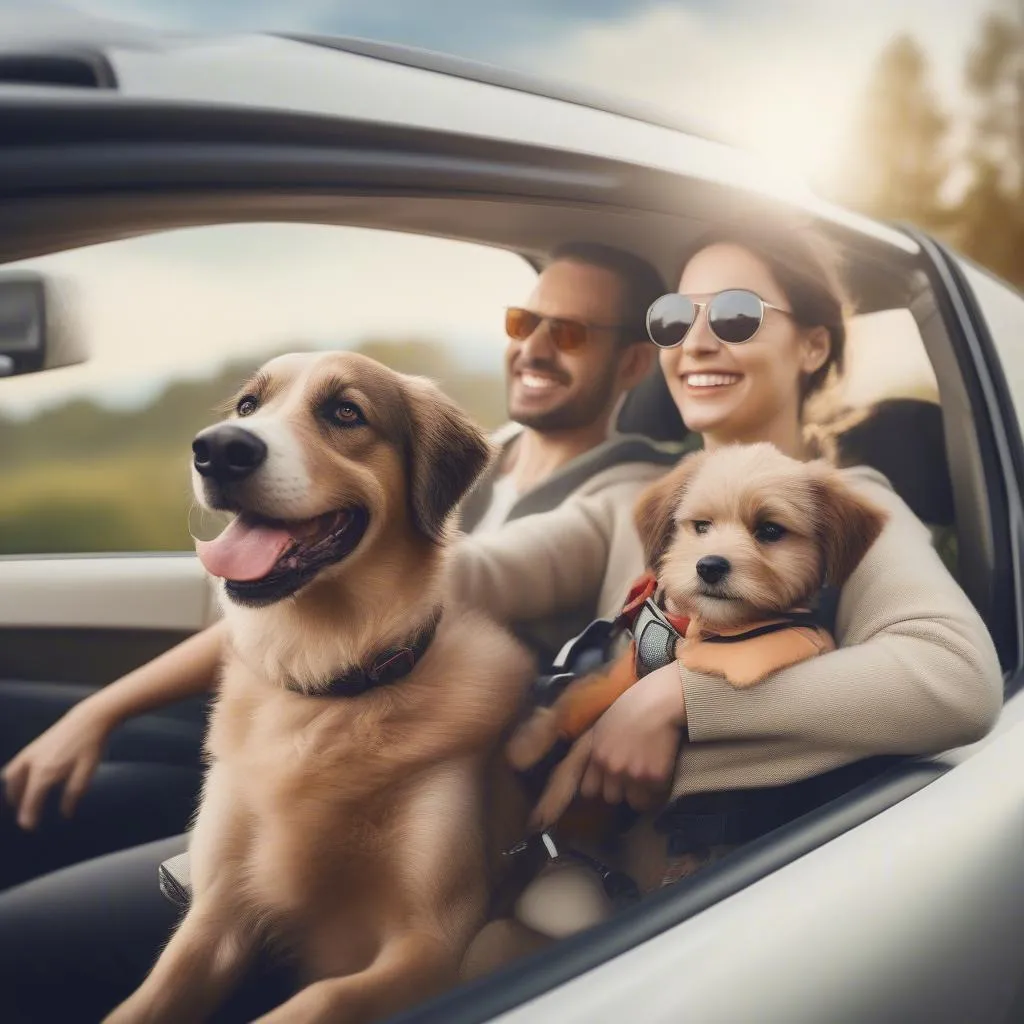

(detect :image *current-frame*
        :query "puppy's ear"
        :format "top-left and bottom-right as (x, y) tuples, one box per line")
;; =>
(635, 450), (708, 570)
(808, 466), (889, 588)
(404, 379), (493, 542)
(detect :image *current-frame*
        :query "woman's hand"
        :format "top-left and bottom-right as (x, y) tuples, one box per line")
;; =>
(579, 662), (687, 811)
(2, 703), (114, 830)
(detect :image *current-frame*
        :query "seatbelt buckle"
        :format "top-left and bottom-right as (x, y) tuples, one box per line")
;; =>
(551, 616), (619, 672)
(531, 671), (578, 708)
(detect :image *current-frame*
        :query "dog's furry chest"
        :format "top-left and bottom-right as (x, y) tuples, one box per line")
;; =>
(195, 614), (534, 954)
(201, 667), (491, 924)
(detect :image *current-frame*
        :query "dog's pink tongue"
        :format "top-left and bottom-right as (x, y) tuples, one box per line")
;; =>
(195, 517), (292, 581)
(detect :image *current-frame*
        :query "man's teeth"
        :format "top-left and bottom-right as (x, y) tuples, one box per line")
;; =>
(686, 373), (741, 388)
(521, 373), (560, 390)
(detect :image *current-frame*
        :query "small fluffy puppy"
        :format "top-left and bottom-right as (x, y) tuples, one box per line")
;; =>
(106, 352), (534, 1024)
(641, 441), (888, 641)
(516, 442), (889, 833)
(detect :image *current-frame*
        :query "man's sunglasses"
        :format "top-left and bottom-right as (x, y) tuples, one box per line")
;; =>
(505, 307), (625, 353)
(645, 289), (793, 348)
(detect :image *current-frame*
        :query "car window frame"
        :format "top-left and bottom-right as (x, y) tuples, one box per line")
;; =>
(916, 233), (1024, 680)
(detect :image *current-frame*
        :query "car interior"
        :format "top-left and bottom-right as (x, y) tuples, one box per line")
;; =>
(0, 182), (1016, 1023)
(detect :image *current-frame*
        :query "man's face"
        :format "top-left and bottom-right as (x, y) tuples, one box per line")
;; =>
(505, 259), (632, 433)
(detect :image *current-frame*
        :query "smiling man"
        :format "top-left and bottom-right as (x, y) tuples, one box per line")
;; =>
(460, 243), (677, 539)
(453, 243), (695, 663)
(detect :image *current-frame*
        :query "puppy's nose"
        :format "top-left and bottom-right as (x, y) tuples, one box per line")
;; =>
(696, 555), (731, 585)
(192, 425), (267, 482)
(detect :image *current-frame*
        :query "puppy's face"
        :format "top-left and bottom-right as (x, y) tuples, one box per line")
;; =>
(636, 443), (887, 631)
(191, 351), (491, 608)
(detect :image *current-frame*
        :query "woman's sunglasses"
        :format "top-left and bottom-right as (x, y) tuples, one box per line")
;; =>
(505, 306), (625, 353)
(645, 289), (792, 348)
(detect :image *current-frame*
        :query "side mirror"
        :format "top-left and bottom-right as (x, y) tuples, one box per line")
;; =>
(0, 270), (88, 378)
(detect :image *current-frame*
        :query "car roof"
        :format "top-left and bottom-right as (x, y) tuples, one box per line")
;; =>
(0, 10), (916, 257)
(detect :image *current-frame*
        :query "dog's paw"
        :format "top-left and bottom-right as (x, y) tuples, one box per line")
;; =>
(506, 707), (560, 770)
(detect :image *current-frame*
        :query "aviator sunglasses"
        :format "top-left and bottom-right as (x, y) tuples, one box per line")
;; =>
(646, 289), (793, 348)
(505, 306), (626, 353)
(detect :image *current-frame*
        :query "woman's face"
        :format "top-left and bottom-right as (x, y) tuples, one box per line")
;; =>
(659, 243), (829, 447)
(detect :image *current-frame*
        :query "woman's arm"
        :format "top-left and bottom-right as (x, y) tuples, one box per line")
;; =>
(573, 474), (1003, 810)
(680, 477), (1003, 755)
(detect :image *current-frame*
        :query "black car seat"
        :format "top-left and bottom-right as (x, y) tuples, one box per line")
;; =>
(830, 398), (954, 528)
(616, 365), (687, 442)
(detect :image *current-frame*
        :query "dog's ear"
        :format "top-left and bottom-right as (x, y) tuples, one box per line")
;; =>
(403, 379), (494, 542)
(808, 466), (889, 588)
(635, 450), (708, 570)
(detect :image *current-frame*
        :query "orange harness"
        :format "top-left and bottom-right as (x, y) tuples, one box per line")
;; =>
(552, 573), (834, 743)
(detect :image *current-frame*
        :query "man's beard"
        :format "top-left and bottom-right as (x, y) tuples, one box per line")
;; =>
(508, 363), (619, 433)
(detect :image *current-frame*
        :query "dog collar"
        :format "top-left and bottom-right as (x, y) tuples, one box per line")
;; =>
(287, 607), (443, 698)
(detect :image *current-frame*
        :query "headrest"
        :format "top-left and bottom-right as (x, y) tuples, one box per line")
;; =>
(833, 399), (954, 526)
(616, 365), (688, 443)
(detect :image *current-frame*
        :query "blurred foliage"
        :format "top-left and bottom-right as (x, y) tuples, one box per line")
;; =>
(832, 5), (1024, 289)
(0, 339), (506, 555)
(835, 35), (950, 230)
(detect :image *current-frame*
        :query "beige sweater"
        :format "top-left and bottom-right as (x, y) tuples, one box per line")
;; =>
(453, 459), (670, 664)
(450, 465), (1004, 797)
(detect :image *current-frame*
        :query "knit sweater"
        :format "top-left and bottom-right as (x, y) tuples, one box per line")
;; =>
(449, 465), (1004, 796)
(454, 425), (693, 663)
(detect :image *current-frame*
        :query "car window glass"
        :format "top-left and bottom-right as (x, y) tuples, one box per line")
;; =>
(0, 224), (535, 556)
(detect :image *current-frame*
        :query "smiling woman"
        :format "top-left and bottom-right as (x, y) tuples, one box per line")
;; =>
(0, 224), (535, 557)
(651, 226), (846, 460)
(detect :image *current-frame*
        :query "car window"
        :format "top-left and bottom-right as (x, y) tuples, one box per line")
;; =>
(815, 304), (956, 570)
(842, 308), (938, 406)
(957, 258), (1024, 427)
(0, 224), (535, 557)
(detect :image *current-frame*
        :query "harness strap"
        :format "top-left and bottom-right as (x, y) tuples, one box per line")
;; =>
(699, 611), (822, 645)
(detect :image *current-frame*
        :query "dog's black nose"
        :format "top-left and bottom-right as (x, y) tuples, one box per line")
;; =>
(696, 555), (731, 585)
(192, 425), (267, 482)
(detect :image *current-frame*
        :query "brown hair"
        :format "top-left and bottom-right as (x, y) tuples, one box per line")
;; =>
(550, 241), (667, 346)
(682, 224), (851, 408)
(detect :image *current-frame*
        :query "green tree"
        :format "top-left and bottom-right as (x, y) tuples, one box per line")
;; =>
(956, 5), (1024, 285)
(835, 34), (950, 230)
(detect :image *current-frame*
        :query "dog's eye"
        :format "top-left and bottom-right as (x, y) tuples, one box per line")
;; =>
(236, 395), (258, 417)
(693, 520), (712, 536)
(755, 521), (787, 543)
(327, 400), (365, 427)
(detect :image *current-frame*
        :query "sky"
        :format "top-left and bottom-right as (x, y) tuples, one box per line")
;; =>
(0, 0), (998, 417)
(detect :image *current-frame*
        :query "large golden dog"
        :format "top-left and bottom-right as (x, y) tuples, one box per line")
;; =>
(106, 352), (534, 1024)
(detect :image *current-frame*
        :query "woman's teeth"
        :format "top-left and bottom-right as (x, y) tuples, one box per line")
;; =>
(686, 373), (741, 388)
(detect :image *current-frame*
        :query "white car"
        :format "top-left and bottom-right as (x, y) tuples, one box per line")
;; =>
(1, 16), (1023, 1024)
